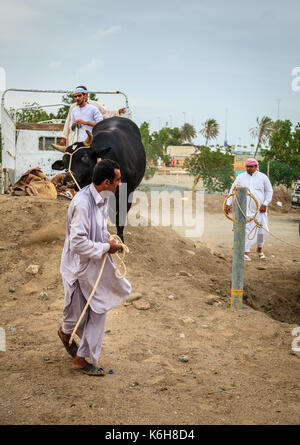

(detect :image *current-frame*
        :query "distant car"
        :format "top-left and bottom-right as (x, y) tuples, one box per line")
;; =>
(291, 181), (300, 209)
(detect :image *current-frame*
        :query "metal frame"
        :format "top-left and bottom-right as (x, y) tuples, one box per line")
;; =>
(1, 88), (130, 112)
(0, 88), (131, 193)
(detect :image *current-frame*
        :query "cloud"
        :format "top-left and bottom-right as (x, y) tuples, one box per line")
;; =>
(92, 25), (122, 40)
(0, 3), (40, 41)
(77, 58), (104, 73)
(48, 60), (62, 69)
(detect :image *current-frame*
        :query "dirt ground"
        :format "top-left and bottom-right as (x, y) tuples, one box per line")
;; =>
(0, 189), (299, 425)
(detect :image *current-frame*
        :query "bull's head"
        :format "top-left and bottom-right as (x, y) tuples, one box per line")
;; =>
(52, 131), (93, 153)
(51, 131), (96, 189)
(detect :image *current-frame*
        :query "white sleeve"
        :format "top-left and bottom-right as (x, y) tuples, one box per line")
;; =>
(94, 101), (120, 119)
(69, 109), (75, 131)
(62, 109), (71, 139)
(93, 107), (103, 123)
(263, 175), (273, 206)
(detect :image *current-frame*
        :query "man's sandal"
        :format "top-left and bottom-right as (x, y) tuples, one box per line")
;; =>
(57, 328), (78, 358)
(258, 252), (266, 259)
(73, 363), (105, 376)
(244, 254), (251, 261)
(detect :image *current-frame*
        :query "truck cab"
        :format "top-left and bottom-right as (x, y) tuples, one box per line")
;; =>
(291, 181), (300, 209)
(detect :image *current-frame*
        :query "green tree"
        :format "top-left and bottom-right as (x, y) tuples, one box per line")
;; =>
(167, 127), (182, 146)
(139, 122), (183, 178)
(10, 102), (56, 123)
(262, 120), (300, 166)
(181, 122), (196, 144)
(259, 159), (300, 188)
(272, 119), (285, 133)
(184, 146), (235, 193)
(199, 119), (219, 146)
(260, 120), (300, 187)
(139, 121), (157, 179)
(249, 115), (273, 156)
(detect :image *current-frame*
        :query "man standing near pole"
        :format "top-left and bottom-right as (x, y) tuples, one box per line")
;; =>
(57, 159), (131, 376)
(225, 158), (273, 260)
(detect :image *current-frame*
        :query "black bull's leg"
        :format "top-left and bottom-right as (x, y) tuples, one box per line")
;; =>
(108, 184), (134, 242)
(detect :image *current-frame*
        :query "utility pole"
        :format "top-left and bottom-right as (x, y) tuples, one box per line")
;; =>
(225, 108), (228, 145)
(277, 99), (281, 119)
(182, 111), (186, 124)
(231, 187), (247, 309)
(157, 117), (161, 131)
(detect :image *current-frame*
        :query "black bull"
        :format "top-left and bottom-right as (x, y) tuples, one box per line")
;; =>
(51, 117), (146, 241)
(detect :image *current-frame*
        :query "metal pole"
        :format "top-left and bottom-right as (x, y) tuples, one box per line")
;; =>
(277, 99), (281, 119)
(231, 186), (247, 309)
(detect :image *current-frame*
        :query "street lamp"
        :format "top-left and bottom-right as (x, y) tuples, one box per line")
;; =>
(182, 111), (186, 124)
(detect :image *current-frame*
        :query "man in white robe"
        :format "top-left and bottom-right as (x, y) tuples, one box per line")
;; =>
(60, 85), (126, 146)
(225, 158), (273, 260)
(58, 159), (131, 376)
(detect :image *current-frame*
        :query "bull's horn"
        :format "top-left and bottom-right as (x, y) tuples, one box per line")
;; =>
(52, 144), (66, 153)
(83, 131), (93, 147)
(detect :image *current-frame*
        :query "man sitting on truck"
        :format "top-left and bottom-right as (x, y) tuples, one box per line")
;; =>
(59, 85), (126, 146)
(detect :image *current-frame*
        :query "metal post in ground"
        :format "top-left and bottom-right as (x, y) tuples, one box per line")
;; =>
(231, 186), (247, 309)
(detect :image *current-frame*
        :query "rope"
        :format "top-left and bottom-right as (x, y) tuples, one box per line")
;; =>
(71, 124), (79, 145)
(223, 185), (259, 224)
(64, 146), (84, 191)
(223, 186), (299, 249)
(68, 232), (129, 347)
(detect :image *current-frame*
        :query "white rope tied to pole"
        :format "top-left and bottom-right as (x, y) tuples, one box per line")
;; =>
(68, 233), (129, 347)
(224, 185), (299, 250)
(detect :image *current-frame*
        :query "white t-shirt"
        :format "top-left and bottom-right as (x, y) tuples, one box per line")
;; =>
(70, 103), (103, 142)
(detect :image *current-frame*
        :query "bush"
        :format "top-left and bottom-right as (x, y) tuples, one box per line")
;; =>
(184, 146), (235, 193)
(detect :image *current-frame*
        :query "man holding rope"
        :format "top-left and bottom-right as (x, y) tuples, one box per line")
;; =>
(69, 87), (103, 143)
(225, 158), (273, 261)
(58, 159), (131, 376)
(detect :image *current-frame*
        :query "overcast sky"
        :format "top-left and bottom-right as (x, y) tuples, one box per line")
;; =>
(1, 0), (300, 148)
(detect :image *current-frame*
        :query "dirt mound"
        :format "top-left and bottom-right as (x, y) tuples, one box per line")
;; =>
(268, 185), (295, 213)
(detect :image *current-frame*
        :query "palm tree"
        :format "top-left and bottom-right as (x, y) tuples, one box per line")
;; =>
(249, 116), (273, 156)
(200, 119), (219, 146)
(181, 123), (196, 144)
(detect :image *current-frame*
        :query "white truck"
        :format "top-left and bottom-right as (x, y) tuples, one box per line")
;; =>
(291, 180), (300, 209)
